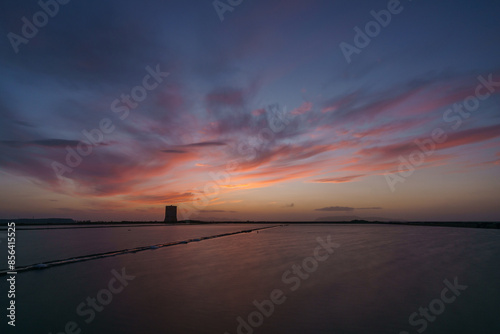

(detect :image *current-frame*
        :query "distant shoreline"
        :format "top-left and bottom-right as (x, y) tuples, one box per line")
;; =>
(0, 219), (499, 230)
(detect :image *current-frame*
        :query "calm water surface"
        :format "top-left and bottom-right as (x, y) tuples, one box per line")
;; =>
(0, 224), (499, 334)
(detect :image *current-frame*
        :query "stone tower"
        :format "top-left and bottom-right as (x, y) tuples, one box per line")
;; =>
(164, 205), (177, 223)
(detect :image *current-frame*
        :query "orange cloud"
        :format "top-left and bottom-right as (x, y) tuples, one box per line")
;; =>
(313, 174), (366, 183)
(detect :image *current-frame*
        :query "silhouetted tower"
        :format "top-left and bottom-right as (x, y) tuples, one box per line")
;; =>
(164, 205), (177, 223)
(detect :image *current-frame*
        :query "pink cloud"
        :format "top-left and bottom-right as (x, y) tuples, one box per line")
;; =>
(313, 174), (366, 183)
(438, 124), (500, 150)
(251, 108), (266, 116)
(290, 102), (313, 115)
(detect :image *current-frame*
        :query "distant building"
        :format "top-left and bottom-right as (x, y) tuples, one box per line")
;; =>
(164, 205), (177, 223)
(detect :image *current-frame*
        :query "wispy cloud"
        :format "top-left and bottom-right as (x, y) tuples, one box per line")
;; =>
(161, 149), (188, 154)
(0, 139), (82, 148)
(184, 141), (227, 147)
(315, 206), (355, 212)
(313, 174), (365, 183)
(199, 210), (237, 213)
(315, 206), (382, 212)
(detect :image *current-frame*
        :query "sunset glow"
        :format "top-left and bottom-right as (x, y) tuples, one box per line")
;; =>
(1, 0), (499, 222)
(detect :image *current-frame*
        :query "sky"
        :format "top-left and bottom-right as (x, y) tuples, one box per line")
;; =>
(0, 0), (499, 222)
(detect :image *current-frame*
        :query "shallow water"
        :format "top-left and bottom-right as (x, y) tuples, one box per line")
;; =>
(0, 224), (270, 268)
(0, 224), (499, 333)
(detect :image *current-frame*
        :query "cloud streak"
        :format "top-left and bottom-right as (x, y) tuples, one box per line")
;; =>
(315, 206), (382, 212)
(313, 174), (365, 183)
